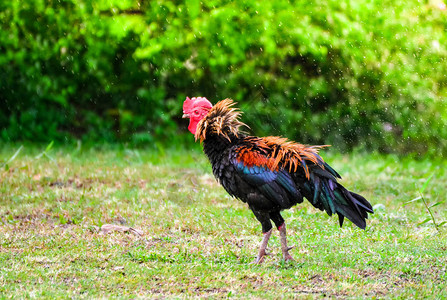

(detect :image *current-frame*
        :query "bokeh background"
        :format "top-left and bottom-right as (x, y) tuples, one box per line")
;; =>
(1, 0), (446, 156)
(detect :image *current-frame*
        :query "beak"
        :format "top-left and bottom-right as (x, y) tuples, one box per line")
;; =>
(182, 113), (190, 119)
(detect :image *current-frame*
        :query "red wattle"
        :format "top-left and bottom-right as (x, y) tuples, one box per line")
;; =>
(188, 120), (198, 134)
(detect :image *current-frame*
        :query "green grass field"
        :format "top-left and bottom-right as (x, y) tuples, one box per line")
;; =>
(1, 145), (446, 298)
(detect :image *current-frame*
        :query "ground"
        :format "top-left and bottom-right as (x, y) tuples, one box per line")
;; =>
(0, 145), (446, 298)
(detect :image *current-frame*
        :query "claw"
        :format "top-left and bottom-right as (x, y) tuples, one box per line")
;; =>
(251, 249), (270, 264)
(251, 256), (264, 265)
(282, 246), (295, 262)
(283, 252), (295, 262)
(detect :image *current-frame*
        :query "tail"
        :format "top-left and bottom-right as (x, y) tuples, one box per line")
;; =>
(302, 168), (374, 229)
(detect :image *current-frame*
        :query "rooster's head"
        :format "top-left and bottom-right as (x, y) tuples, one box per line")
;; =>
(182, 96), (213, 134)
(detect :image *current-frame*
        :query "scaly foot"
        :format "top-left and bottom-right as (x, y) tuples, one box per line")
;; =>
(279, 223), (295, 262)
(252, 228), (273, 264)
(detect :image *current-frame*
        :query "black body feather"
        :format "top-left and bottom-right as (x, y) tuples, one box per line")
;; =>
(197, 100), (374, 233)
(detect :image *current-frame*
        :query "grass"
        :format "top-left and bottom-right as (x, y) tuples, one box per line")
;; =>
(1, 145), (446, 298)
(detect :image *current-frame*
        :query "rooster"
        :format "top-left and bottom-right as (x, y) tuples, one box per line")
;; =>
(182, 97), (373, 263)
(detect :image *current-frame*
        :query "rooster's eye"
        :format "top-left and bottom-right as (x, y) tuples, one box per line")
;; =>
(193, 110), (199, 115)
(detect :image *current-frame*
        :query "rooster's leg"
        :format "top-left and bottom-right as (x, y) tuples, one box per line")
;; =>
(251, 209), (273, 264)
(269, 211), (295, 262)
(278, 223), (295, 262)
(253, 228), (273, 264)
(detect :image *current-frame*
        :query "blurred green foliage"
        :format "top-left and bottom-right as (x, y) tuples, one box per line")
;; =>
(1, 0), (446, 155)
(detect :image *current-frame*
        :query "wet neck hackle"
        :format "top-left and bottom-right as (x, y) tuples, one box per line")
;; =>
(195, 99), (247, 143)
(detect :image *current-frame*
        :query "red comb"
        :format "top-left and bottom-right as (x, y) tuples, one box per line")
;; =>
(183, 97), (213, 113)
